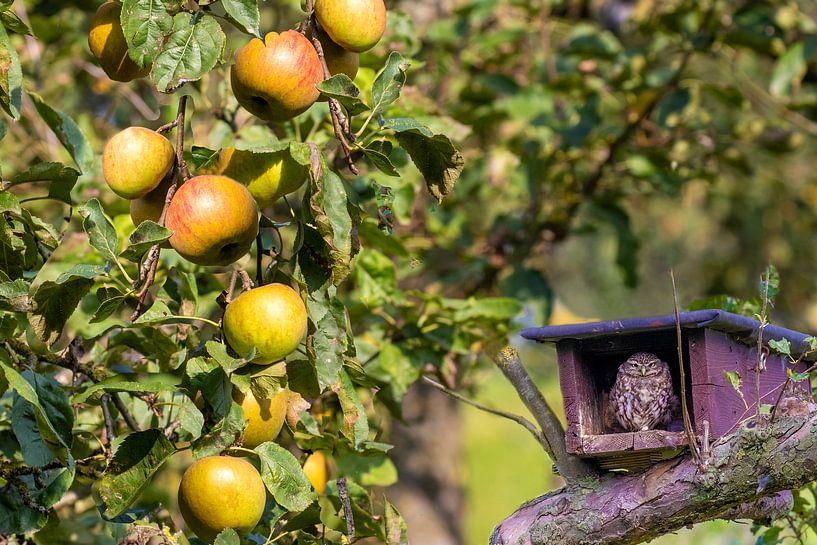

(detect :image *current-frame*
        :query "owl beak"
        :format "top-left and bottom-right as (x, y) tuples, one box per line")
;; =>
(640, 366), (648, 376)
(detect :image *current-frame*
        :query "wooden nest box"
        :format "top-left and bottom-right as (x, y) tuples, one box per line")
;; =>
(520, 309), (815, 471)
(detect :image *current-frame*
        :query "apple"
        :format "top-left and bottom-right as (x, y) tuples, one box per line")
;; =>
(88, 2), (151, 82)
(318, 32), (359, 79)
(303, 451), (328, 495)
(165, 175), (258, 266)
(103, 127), (174, 199)
(129, 175), (172, 226)
(208, 147), (307, 208)
(222, 283), (308, 364)
(231, 31), (324, 122)
(178, 456), (266, 543)
(234, 384), (288, 449)
(315, 0), (386, 53)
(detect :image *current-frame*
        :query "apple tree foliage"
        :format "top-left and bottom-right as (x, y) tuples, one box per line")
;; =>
(0, 0), (522, 543)
(3, 0), (817, 544)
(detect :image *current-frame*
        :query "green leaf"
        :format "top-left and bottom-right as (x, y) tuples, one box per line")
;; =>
(723, 370), (742, 393)
(0, 22), (21, 119)
(255, 441), (316, 511)
(78, 199), (119, 263)
(310, 284), (349, 390)
(213, 529), (241, 545)
(361, 144), (400, 176)
(382, 118), (432, 136)
(151, 12), (226, 92)
(132, 299), (173, 325)
(28, 92), (93, 172)
(0, 10), (32, 35)
(317, 74), (369, 115)
(121, 0), (174, 68)
(769, 338), (792, 358)
(90, 286), (127, 323)
(448, 297), (523, 322)
(191, 145), (220, 170)
(354, 248), (396, 307)
(0, 362), (73, 452)
(191, 401), (244, 459)
(334, 369), (369, 447)
(72, 373), (180, 404)
(383, 500), (408, 545)
(120, 220), (172, 262)
(337, 450), (397, 487)
(394, 128), (463, 203)
(0, 278), (29, 311)
(206, 340), (247, 374)
(95, 429), (176, 519)
(770, 39), (817, 97)
(9, 162), (80, 204)
(760, 264), (780, 302)
(371, 51), (410, 115)
(220, 0), (261, 37)
(28, 265), (104, 346)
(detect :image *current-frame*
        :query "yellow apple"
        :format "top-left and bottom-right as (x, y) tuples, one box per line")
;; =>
(231, 30), (324, 122)
(103, 127), (174, 199)
(315, 0), (386, 53)
(318, 32), (359, 79)
(129, 175), (172, 226)
(222, 283), (308, 364)
(233, 385), (288, 449)
(88, 2), (150, 82)
(165, 175), (258, 266)
(178, 456), (266, 544)
(210, 147), (307, 208)
(303, 451), (328, 495)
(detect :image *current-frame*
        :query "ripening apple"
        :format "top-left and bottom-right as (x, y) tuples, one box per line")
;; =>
(303, 451), (328, 495)
(318, 32), (359, 79)
(178, 456), (266, 543)
(165, 175), (258, 266)
(222, 283), (308, 364)
(88, 2), (150, 82)
(103, 127), (174, 199)
(231, 30), (324, 122)
(207, 147), (307, 208)
(315, 0), (387, 53)
(233, 385), (288, 449)
(129, 175), (172, 226)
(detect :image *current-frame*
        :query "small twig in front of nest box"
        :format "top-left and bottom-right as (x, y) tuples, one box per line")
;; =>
(755, 269), (771, 421)
(670, 270), (702, 467)
(422, 376), (552, 454)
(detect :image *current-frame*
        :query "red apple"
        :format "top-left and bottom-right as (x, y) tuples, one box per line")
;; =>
(165, 175), (258, 266)
(231, 31), (324, 122)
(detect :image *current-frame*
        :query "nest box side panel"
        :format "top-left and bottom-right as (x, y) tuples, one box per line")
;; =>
(557, 340), (596, 453)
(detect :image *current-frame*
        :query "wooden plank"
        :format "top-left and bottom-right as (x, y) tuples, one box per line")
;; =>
(581, 432), (634, 454)
(563, 396), (583, 453)
(558, 341), (601, 437)
(580, 330), (676, 356)
(633, 430), (687, 450)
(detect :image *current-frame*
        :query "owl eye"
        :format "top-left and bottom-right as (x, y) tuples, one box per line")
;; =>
(649, 361), (657, 367)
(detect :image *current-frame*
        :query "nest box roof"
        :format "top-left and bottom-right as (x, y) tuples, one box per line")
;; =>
(520, 309), (817, 361)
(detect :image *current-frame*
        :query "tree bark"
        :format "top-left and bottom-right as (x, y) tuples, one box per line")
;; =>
(491, 410), (817, 545)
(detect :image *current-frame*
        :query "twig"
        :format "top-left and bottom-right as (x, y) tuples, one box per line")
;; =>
(256, 232), (264, 286)
(110, 393), (141, 432)
(307, 21), (359, 174)
(422, 376), (550, 451)
(238, 270), (254, 292)
(101, 394), (116, 448)
(494, 346), (597, 481)
(131, 95), (190, 321)
(770, 360), (817, 424)
(670, 269), (702, 467)
(756, 270), (770, 421)
(336, 477), (355, 540)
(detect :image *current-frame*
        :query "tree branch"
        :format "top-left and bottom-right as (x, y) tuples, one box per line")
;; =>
(491, 410), (817, 545)
(494, 346), (597, 481)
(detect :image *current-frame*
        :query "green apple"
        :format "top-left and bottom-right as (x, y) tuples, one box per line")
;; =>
(231, 30), (324, 122)
(210, 147), (307, 208)
(88, 2), (151, 82)
(129, 175), (172, 226)
(103, 127), (174, 199)
(222, 283), (308, 364)
(315, 0), (386, 53)
(165, 175), (258, 266)
(178, 456), (266, 544)
(233, 384), (288, 449)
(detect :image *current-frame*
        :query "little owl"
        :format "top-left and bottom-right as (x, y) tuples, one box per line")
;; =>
(607, 352), (678, 432)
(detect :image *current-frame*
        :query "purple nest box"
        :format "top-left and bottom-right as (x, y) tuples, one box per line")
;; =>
(521, 309), (815, 470)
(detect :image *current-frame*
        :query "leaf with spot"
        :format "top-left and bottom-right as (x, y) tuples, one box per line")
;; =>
(317, 74), (369, 115)
(371, 51), (410, 115)
(120, 220), (172, 262)
(121, 0), (174, 68)
(220, 0), (261, 37)
(255, 441), (316, 511)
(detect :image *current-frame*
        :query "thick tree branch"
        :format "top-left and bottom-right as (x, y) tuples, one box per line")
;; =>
(491, 409), (817, 545)
(494, 347), (597, 481)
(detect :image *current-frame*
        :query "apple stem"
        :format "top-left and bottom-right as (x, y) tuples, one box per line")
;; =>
(238, 269), (254, 292)
(131, 95), (190, 322)
(304, 14), (360, 175)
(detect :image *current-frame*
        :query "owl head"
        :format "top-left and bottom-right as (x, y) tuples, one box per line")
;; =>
(620, 352), (666, 377)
